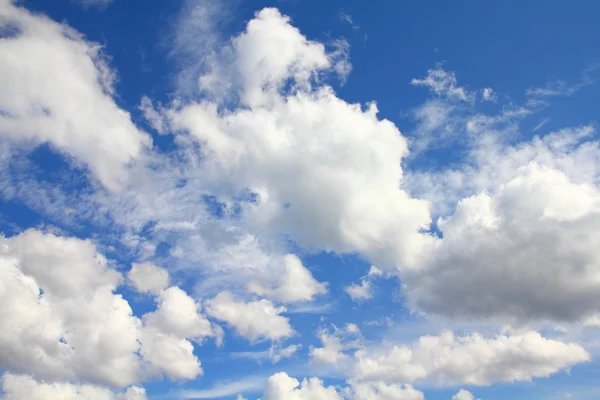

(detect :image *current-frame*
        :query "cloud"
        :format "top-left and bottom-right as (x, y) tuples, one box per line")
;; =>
(345, 279), (373, 302)
(411, 67), (473, 101)
(181, 375), (268, 399)
(0, 230), (140, 388)
(248, 254), (327, 303)
(452, 389), (478, 400)
(0, 0), (150, 191)
(0, 374), (146, 400)
(127, 263), (169, 295)
(230, 344), (301, 364)
(0, 229), (217, 388)
(161, 7), (434, 275)
(346, 381), (424, 400)
(353, 330), (589, 386)
(142, 287), (215, 341)
(407, 162), (600, 324)
(310, 324), (362, 367)
(206, 291), (294, 342)
(481, 88), (496, 102)
(345, 266), (383, 302)
(263, 372), (344, 400)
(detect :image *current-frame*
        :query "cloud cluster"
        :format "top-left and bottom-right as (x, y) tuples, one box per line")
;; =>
(0, 229), (218, 394)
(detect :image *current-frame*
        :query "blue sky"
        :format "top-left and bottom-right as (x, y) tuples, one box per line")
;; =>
(1, 0), (600, 400)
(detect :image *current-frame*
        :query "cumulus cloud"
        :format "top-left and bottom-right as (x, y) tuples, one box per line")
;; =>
(0, 0), (150, 191)
(206, 291), (294, 342)
(161, 7), (434, 274)
(353, 330), (589, 386)
(408, 163), (600, 324)
(127, 263), (169, 295)
(0, 374), (146, 400)
(247, 254), (327, 303)
(263, 372), (343, 400)
(0, 229), (215, 389)
(452, 389), (478, 400)
(143, 286), (214, 341)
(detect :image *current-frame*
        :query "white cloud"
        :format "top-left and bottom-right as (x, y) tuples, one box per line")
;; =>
(142, 286), (214, 341)
(481, 88), (496, 102)
(310, 324), (362, 367)
(230, 344), (301, 364)
(408, 162), (600, 324)
(0, 230), (140, 387)
(248, 254), (327, 303)
(138, 327), (203, 381)
(346, 381), (424, 400)
(127, 262), (169, 295)
(0, 374), (146, 400)
(263, 372), (343, 400)
(0, 229), (214, 388)
(452, 389), (478, 400)
(345, 279), (373, 302)
(163, 8), (434, 275)
(0, 0), (150, 191)
(353, 330), (589, 386)
(411, 67), (472, 101)
(180, 375), (267, 399)
(206, 291), (294, 342)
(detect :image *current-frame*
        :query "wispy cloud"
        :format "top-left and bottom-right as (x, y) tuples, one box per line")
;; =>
(525, 63), (600, 107)
(179, 375), (267, 399)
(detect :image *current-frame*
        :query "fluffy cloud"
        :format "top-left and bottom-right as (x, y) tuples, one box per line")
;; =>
(452, 389), (478, 400)
(247, 254), (327, 303)
(0, 374), (145, 400)
(261, 374), (424, 400)
(0, 230), (140, 387)
(353, 330), (589, 386)
(263, 372), (343, 400)
(0, 229), (215, 389)
(0, 0), (150, 191)
(408, 163), (600, 323)
(206, 291), (294, 342)
(127, 263), (169, 295)
(345, 266), (382, 302)
(161, 7), (434, 275)
(143, 287), (214, 341)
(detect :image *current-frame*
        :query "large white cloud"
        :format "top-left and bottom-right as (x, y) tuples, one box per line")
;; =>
(407, 162), (600, 323)
(160, 7), (435, 275)
(353, 330), (589, 386)
(0, 0), (150, 191)
(206, 291), (294, 342)
(0, 229), (215, 389)
(0, 230), (140, 387)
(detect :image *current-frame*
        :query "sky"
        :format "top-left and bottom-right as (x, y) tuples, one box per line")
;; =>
(1, 0), (600, 399)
